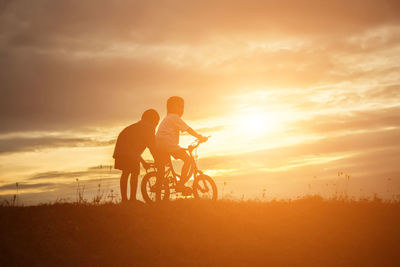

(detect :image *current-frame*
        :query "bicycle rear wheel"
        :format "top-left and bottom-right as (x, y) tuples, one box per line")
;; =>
(141, 171), (170, 203)
(193, 174), (218, 201)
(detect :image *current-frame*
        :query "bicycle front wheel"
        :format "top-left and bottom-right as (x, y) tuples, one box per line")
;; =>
(193, 174), (218, 201)
(141, 171), (170, 204)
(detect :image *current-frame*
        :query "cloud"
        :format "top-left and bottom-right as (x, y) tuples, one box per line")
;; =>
(366, 84), (400, 99)
(199, 131), (400, 199)
(0, 136), (114, 154)
(0, 0), (11, 14)
(0, 0), (400, 134)
(2, 0), (400, 49)
(200, 128), (400, 171)
(28, 167), (118, 181)
(292, 106), (400, 134)
(182, 125), (225, 136)
(0, 182), (55, 191)
(0, 48), (231, 133)
(28, 171), (90, 181)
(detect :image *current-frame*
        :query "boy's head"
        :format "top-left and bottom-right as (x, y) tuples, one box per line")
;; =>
(167, 96), (184, 116)
(141, 109), (160, 128)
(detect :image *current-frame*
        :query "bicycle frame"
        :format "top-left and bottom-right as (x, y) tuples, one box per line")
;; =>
(162, 138), (206, 186)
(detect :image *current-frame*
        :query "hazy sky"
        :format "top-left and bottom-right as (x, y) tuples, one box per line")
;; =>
(1, 0), (399, 203)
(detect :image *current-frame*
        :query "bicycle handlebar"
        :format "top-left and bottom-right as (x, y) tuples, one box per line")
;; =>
(187, 136), (211, 151)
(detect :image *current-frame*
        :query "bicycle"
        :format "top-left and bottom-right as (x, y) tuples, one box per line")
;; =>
(141, 137), (218, 203)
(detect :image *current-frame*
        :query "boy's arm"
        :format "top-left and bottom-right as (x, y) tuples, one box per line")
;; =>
(148, 145), (157, 162)
(177, 117), (206, 141)
(140, 156), (150, 170)
(186, 127), (206, 141)
(144, 128), (157, 164)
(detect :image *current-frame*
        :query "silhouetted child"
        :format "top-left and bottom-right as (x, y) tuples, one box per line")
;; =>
(155, 96), (206, 195)
(113, 109), (159, 202)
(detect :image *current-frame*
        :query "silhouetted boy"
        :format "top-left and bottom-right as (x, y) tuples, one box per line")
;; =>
(113, 109), (159, 202)
(155, 97), (206, 195)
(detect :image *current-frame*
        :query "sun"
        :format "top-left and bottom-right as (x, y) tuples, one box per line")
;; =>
(241, 113), (268, 133)
(233, 111), (273, 137)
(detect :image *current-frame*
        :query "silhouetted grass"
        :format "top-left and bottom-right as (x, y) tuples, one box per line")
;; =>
(1, 197), (399, 266)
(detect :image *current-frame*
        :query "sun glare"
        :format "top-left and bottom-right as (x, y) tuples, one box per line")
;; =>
(241, 113), (268, 134)
(230, 107), (294, 141)
(231, 109), (282, 140)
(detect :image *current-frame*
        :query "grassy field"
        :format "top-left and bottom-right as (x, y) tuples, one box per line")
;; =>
(1, 197), (399, 266)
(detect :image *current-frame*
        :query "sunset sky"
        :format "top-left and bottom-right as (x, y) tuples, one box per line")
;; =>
(1, 0), (399, 204)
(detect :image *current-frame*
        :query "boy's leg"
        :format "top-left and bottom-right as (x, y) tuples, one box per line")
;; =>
(172, 149), (191, 185)
(153, 160), (165, 201)
(129, 161), (140, 201)
(154, 149), (167, 188)
(129, 175), (138, 201)
(120, 170), (129, 202)
(155, 161), (165, 187)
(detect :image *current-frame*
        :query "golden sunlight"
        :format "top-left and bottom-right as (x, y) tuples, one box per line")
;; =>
(1, 1), (400, 265)
(239, 113), (268, 134)
(233, 108), (291, 138)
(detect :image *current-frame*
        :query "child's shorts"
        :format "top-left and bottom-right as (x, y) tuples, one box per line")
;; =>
(114, 156), (140, 175)
(155, 148), (188, 165)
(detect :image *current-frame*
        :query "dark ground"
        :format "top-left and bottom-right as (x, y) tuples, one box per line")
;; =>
(1, 197), (399, 266)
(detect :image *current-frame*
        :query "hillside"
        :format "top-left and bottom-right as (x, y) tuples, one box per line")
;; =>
(1, 198), (399, 266)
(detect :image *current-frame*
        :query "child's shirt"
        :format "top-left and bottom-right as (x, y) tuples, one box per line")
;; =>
(156, 113), (189, 152)
(113, 120), (155, 160)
